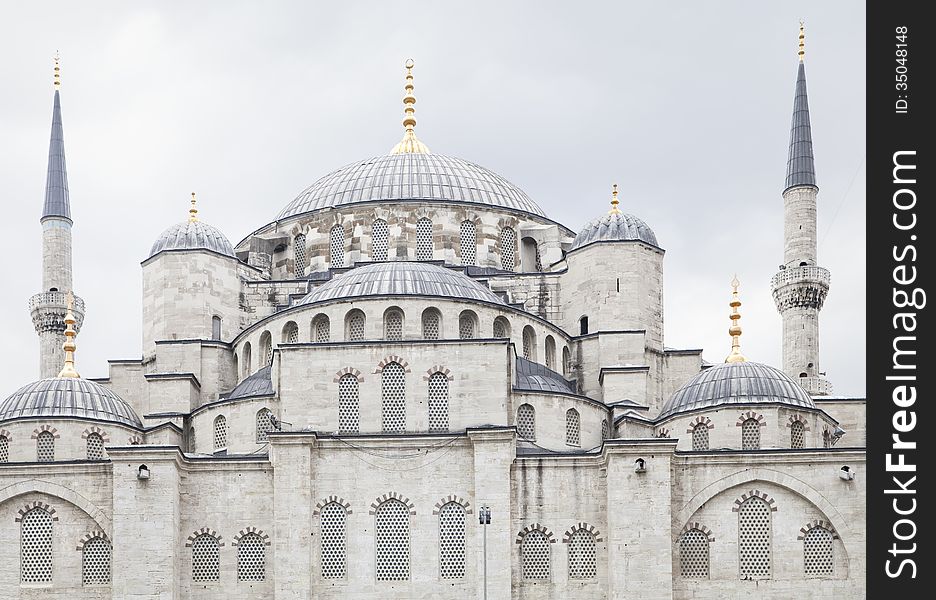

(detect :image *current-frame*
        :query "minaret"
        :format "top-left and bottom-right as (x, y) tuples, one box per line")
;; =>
(770, 24), (831, 395)
(29, 54), (85, 379)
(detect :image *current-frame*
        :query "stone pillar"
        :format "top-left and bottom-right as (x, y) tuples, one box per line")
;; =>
(271, 433), (314, 600)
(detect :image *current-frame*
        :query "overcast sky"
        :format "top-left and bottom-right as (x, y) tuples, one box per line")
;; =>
(0, 1), (865, 396)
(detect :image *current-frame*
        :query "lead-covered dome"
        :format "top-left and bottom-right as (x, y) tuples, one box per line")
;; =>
(276, 153), (545, 219)
(659, 361), (815, 419)
(571, 211), (659, 250)
(148, 220), (235, 259)
(0, 378), (142, 427)
(299, 261), (505, 305)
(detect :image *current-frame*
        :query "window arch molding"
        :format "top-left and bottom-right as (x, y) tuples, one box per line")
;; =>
(563, 523), (602, 580)
(185, 527), (225, 548)
(232, 526), (271, 547)
(15, 501), (59, 524)
(373, 355), (412, 374)
(677, 523), (714, 579)
(77, 530), (112, 585)
(515, 523), (556, 544)
(315, 498), (351, 580)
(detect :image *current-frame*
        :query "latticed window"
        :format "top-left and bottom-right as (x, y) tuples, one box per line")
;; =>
(803, 526), (833, 576)
(338, 374), (360, 434)
(460, 220), (476, 266)
(545, 337), (556, 370)
(416, 217), (433, 260)
(385, 310), (403, 340)
(36, 431), (54, 462)
(517, 404), (535, 440)
(568, 529), (597, 579)
(522, 327), (535, 360)
(294, 233), (307, 275)
(692, 423), (710, 451)
(87, 432), (104, 460)
(422, 309), (441, 339)
(791, 420), (805, 449)
(741, 418), (761, 450)
(679, 529), (709, 578)
(347, 312), (365, 341)
(601, 420), (609, 441)
(283, 321), (299, 344)
(381, 363), (406, 433)
(428, 373), (449, 432)
(501, 227), (517, 271)
(566, 408), (580, 447)
(82, 537), (111, 585)
(213, 416), (227, 450)
(330, 225), (345, 268)
(493, 317), (509, 339)
(321, 503), (347, 579)
(738, 497), (772, 578)
(260, 331), (273, 366)
(237, 533), (265, 581)
(521, 530), (550, 580)
(534, 242), (543, 271)
(438, 502), (466, 579)
(372, 219), (389, 261)
(256, 409), (275, 442)
(192, 534), (220, 582)
(0, 435), (8, 462)
(458, 312), (476, 339)
(21, 508), (53, 583)
(314, 315), (330, 342)
(375, 499), (410, 581)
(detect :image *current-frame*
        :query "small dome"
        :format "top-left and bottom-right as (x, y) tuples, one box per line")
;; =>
(659, 362), (815, 419)
(0, 378), (142, 428)
(299, 262), (504, 306)
(224, 367), (274, 400)
(148, 220), (235, 259)
(570, 212), (659, 250)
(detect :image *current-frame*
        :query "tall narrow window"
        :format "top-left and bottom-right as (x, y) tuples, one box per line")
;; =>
(500, 227), (517, 271)
(438, 502), (466, 579)
(21, 508), (53, 583)
(375, 499), (410, 581)
(0, 434), (8, 462)
(314, 315), (330, 342)
(422, 308), (441, 339)
(562, 347), (571, 376)
(521, 530), (550, 580)
(237, 532), (265, 582)
(338, 374), (360, 434)
(283, 321), (299, 344)
(346, 311), (366, 341)
(260, 331), (273, 366)
(741, 418), (761, 450)
(458, 311), (477, 339)
(460, 220), (476, 266)
(381, 362), (406, 433)
(372, 219), (389, 261)
(416, 218), (433, 260)
(428, 373), (449, 432)
(256, 408), (275, 442)
(522, 326), (536, 360)
(36, 431), (54, 462)
(294, 233), (307, 275)
(321, 503), (347, 579)
(791, 420), (805, 449)
(521, 237), (539, 273)
(493, 316), (510, 339)
(738, 497), (772, 578)
(330, 225), (345, 268)
(87, 432), (104, 460)
(191, 534), (220, 582)
(517, 404), (536, 440)
(692, 423), (710, 451)
(82, 537), (112, 585)
(211, 316), (222, 340)
(242, 342), (252, 377)
(679, 528), (710, 579)
(566, 409), (580, 447)
(568, 529), (597, 580)
(213, 415), (227, 451)
(580, 316), (589, 335)
(601, 419), (609, 441)
(803, 526), (834, 576)
(384, 309), (404, 341)
(545, 336), (556, 371)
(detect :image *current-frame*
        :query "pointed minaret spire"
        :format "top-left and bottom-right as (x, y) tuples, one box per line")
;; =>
(43, 52), (71, 221)
(784, 22), (816, 192)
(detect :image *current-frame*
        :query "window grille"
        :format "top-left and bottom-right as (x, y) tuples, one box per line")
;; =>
(493, 317), (508, 339)
(385, 311), (403, 341)
(237, 533), (265, 581)
(803, 526), (833, 576)
(568, 529), (597, 579)
(428, 373), (449, 432)
(314, 316), (330, 342)
(566, 409), (580, 446)
(284, 322), (299, 344)
(791, 420), (805, 449)
(321, 503), (347, 579)
(256, 409), (275, 442)
(545, 337), (556, 370)
(192, 534), (220, 582)
(347, 312), (365, 341)
(501, 228), (516, 271)
(381, 363), (406, 433)
(439, 502), (466, 579)
(738, 497), (771, 578)
(458, 312), (476, 339)
(83, 537), (111, 585)
(338, 374), (360, 434)
(741, 419), (760, 450)
(517, 404), (535, 440)
(294, 233), (307, 275)
(21, 508), (53, 583)
(36, 431), (54, 462)
(375, 500), (410, 581)
(460, 220), (476, 266)
(372, 219), (389, 261)
(0, 435), (8, 462)
(521, 530), (550, 580)
(422, 310), (440, 339)
(416, 218), (433, 260)
(692, 423), (710, 451)
(330, 225), (345, 268)
(87, 432), (104, 460)
(522, 327), (534, 360)
(213, 416), (227, 450)
(601, 420), (609, 441)
(679, 529), (709, 578)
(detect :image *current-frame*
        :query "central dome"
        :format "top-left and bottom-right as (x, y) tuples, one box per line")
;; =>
(276, 153), (545, 219)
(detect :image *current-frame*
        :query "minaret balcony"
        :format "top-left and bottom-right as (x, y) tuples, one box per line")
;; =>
(771, 266), (830, 312)
(799, 375), (834, 396)
(29, 291), (85, 333)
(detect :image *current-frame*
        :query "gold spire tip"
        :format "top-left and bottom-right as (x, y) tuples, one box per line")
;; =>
(53, 51), (61, 89)
(390, 58), (430, 154)
(725, 275), (746, 363)
(189, 192), (198, 222)
(609, 183), (621, 214)
(58, 291), (80, 378)
(798, 21), (805, 62)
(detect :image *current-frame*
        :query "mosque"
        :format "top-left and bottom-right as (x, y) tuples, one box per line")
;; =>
(0, 26), (865, 600)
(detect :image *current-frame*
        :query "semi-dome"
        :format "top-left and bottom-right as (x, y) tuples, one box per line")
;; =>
(571, 211), (659, 250)
(0, 377), (142, 428)
(224, 367), (274, 400)
(299, 261), (505, 306)
(148, 219), (235, 259)
(276, 153), (545, 220)
(659, 361), (815, 419)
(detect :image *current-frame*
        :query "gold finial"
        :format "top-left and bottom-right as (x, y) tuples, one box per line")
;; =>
(609, 184), (621, 214)
(725, 275), (747, 363)
(189, 192), (198, 222)
(798, 21), (805, 62)
(390, 58), (430, 154)
(53, 51), (61, 89)
(58, 291), (80, 378)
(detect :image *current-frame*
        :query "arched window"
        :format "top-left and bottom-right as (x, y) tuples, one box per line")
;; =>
(791, 420), (805, 449)
(321, 503), (347, 579)
(601, 419), (609, 441)
(256, 408), (275, 442)
(242, 342), (252, 377)
(384, 309), (404, 341)
(313, 314), (330, 343)
(545, 336), (556, 371)
(568, 528), (597, 579)
(211, 315), (222, 340)
(82, 537), (112, 585)
(428, 373), (449, 432)
(517, 404), (535, 440)
(237, 532), (265, 581)
(87, 432), (104, 460)
(493, 316), (510, 339)
(741, 418), (761, 450)
(21, 508), (53, 583)
(346, 310), (366, 341)
(520, 530), (550, 580)
(338, 374), (360, 434)
(192, 534), (220, 582)
(738, 497), (772, 578)
(0, 434), (8, 462)
(416, 217), (433, 260)
(565, 409), (580, 446)
(381, 363), (406, 433)
(460, 220), (476, 266)
(579, 316), (589, 335)
(521, 237), (540, 272)
(330, 225), (345, 268)
(259, 331), (273, 366)
(458, 310), (477, 339)
(422, 308), (441, 339)
(213, 415), (227, 451)
(36, 431), (55, 462)
(282, 321), (299, 344)
(500, 227), (517, 271)
(803, 526), (834, 576)
(679, 528), (710, 578)
(372, 219), (389, 261)
(294, 233), (308, 276)
(439, 502), (466, 579)
(375, 499), (410, 581)
(562, 346), (571, 376)
(522, 326), (536, 360)
(822, 429), (831, 448)
(692, 423), (710, 451)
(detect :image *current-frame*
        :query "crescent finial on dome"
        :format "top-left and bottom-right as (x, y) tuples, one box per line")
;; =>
(725, 275), (747, 363)
(53, 51), (61, 89)
(609, 183), (621, 214)
(189, 192), (198, 222)
(390, 58), (431, 154)
(798, 20), (806, 62)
